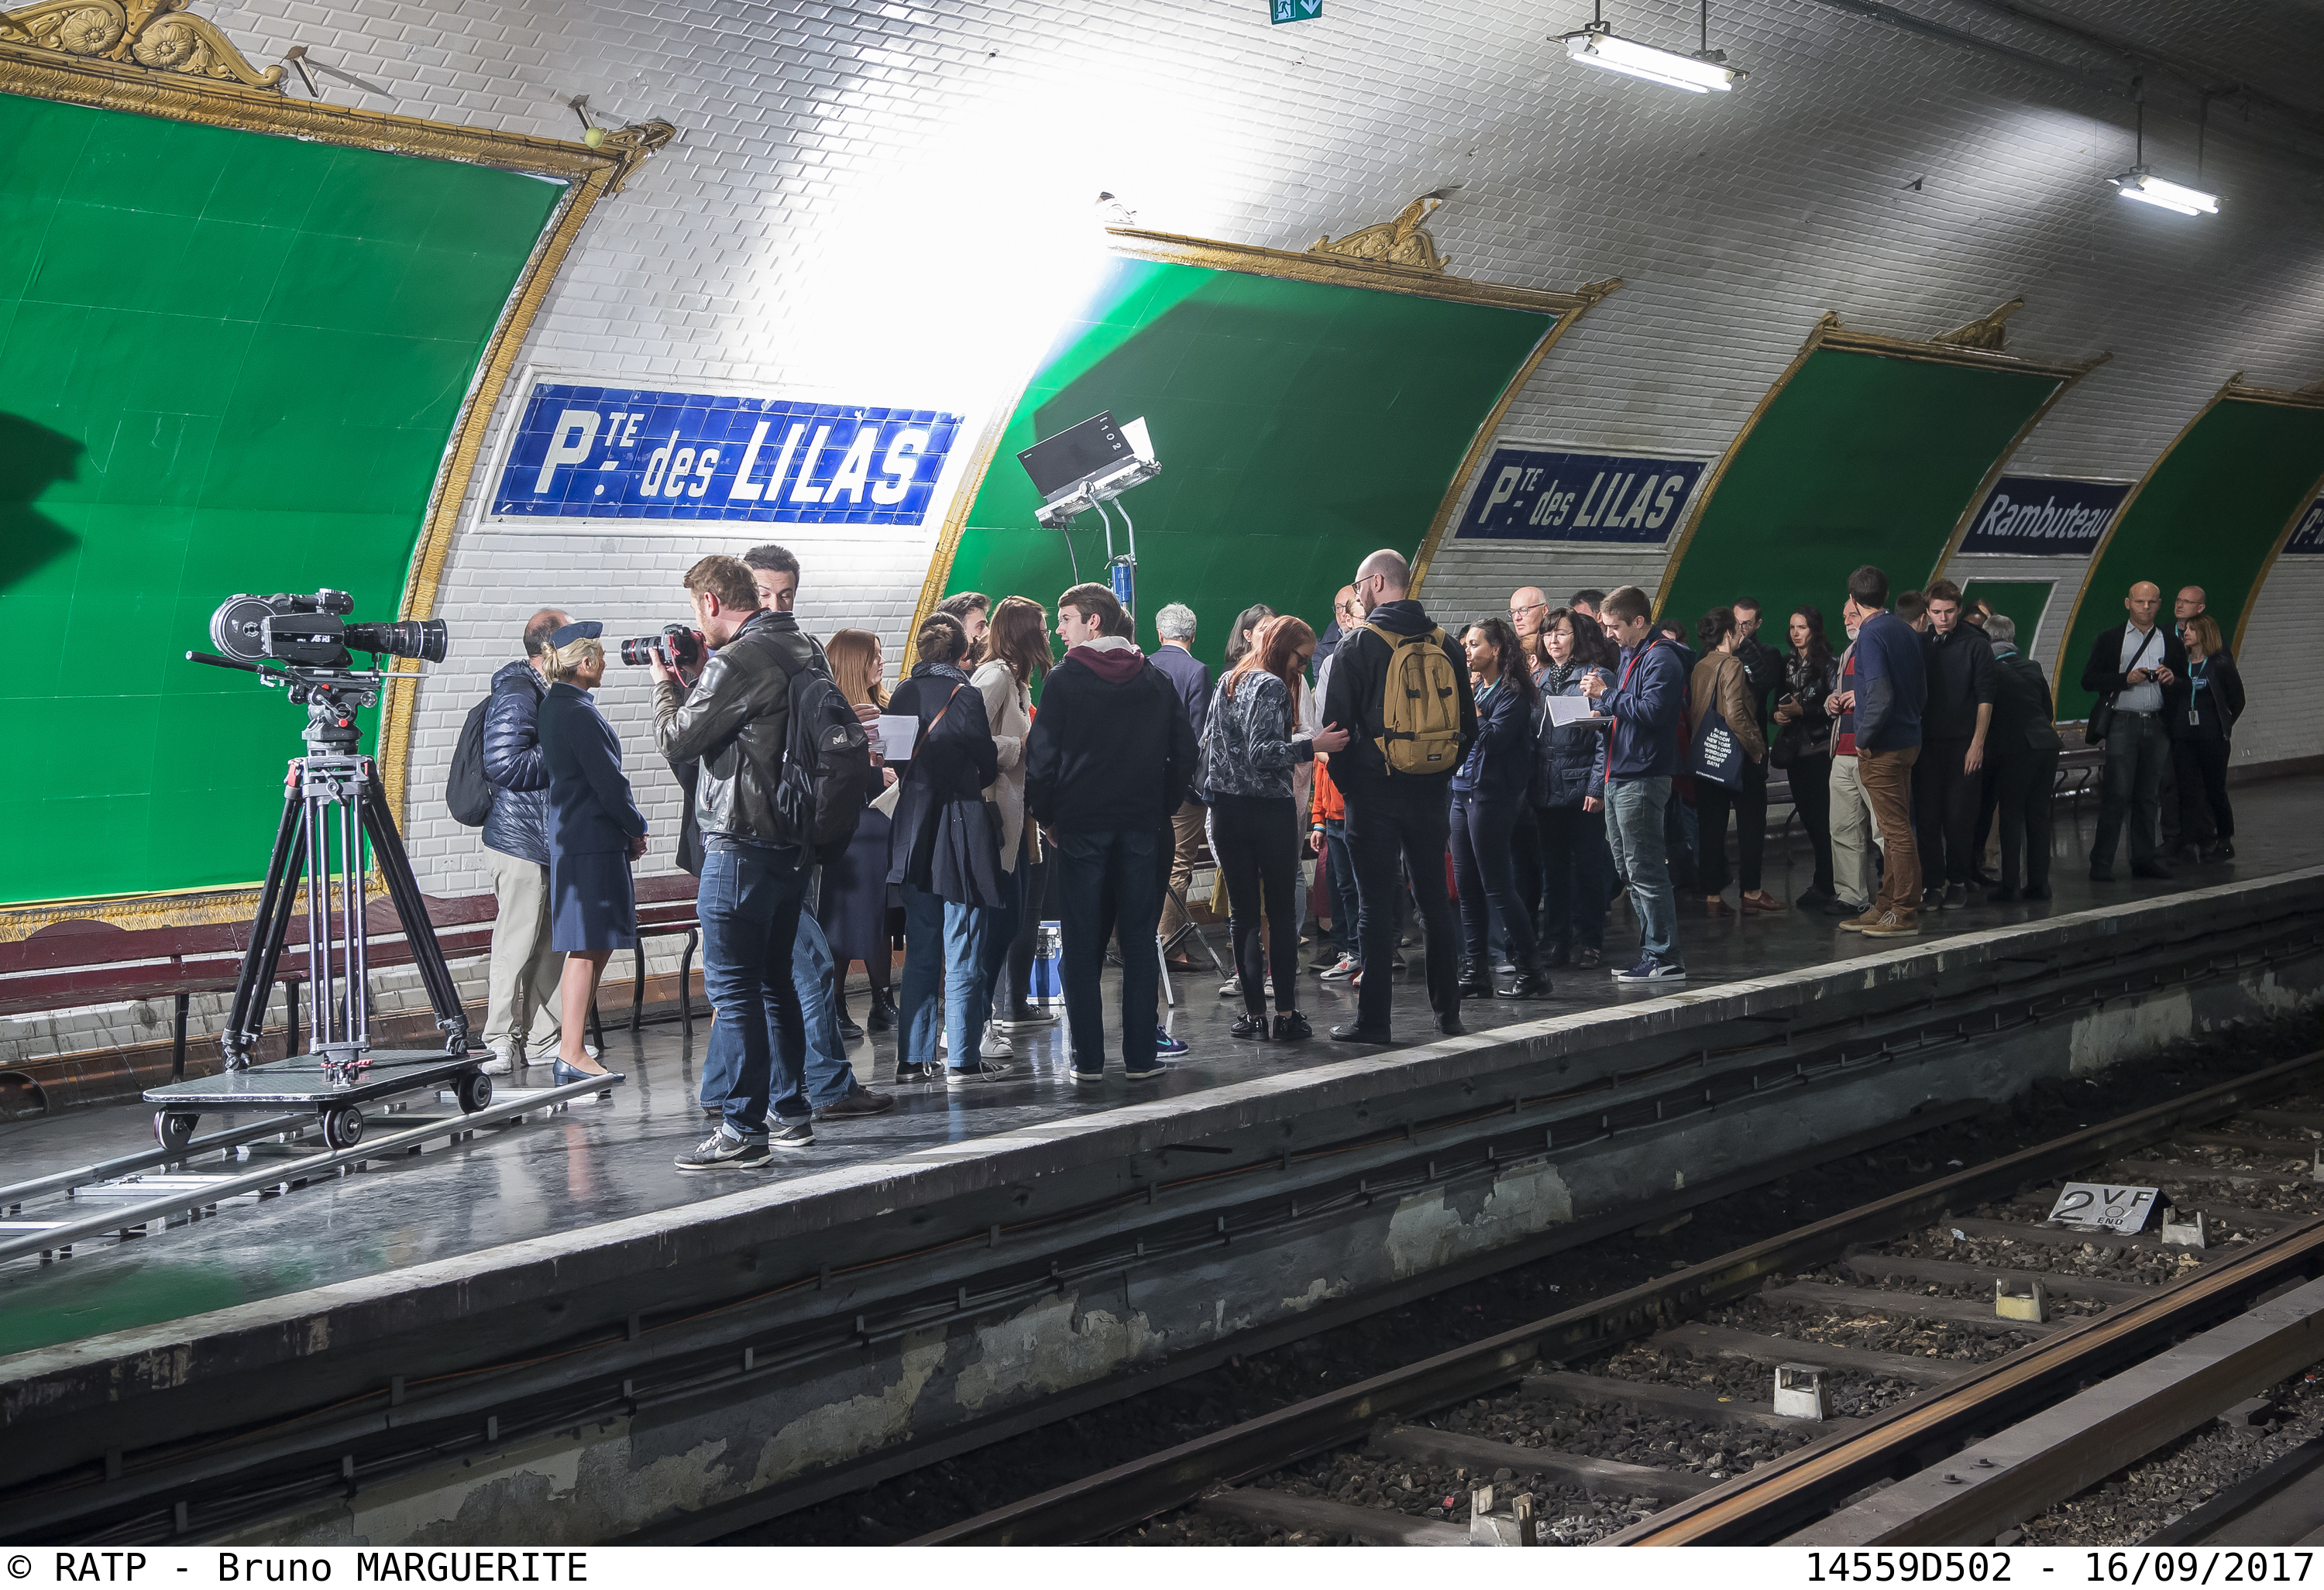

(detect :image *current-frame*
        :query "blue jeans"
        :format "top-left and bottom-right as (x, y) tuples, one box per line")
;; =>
(1449, 792), (1535, 967)
(2095, 710), (2170, 871)
(697, 840), (810, 1136)
(900, 883), (993, 1071)
(1606, 778), (1679, 966)
(1053, 828), (1160, 1072)
(1321, 819), (1360, 957)
(792, 910), (858, 1110)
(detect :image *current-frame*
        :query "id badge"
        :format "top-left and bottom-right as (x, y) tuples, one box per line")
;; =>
(2188, 707), (2201, 727)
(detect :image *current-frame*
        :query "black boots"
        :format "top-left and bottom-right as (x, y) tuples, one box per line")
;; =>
(1500, 951), (1551, 1001)
(1457, 959), (1492, 998)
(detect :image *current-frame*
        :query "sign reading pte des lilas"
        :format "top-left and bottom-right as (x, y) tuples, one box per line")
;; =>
(2286, 494), (2324, 556)
(1955, 476), (2131, 556)
(1454, 447), (1707, 544)
(489, 380), (964, 526)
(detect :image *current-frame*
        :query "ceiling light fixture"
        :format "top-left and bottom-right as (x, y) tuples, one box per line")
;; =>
(2109, 83), (2218, 217)
(1559, 0), (1744, 94)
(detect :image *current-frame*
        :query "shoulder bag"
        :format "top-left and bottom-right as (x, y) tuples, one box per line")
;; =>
(2085, 626), (2157, 748)
(1689, 657), (1745, 789)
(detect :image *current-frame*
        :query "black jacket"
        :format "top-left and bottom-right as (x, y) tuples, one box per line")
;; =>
(1532, 661), (1612, 809)
(651, 610), (821, 850)
(1317, 599), (1478, 790)
(1988, 648), (2063, 755)
(1025, 640), (1196, 835)
(538, 682), (647, 856)
(1920, 623), (1997, 740)
(886, 663), (1002, 905)
(2079, 620), (2186, 705)
(1734, 635), (1786, 730)
(2168, 649), (2244, 742)
(481, 659), (550, 866)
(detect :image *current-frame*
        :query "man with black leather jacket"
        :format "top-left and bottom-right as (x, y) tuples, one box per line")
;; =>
(478, 608), (569, 1076)
(650, 555), (825, 1171)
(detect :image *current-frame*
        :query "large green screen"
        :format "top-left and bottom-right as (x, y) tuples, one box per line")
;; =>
(1960, 579), (2058, 656)
(940, 257), (1554, 673)
(0, 93), (562, 905)
(1659, 347), (2064, 643)
(2055, 395), (2324, 720)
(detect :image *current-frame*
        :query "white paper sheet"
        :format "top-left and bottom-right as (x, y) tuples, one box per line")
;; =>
(875, 713), (920, 761)
(870, 778), (902, 819)
(1546, 695), (1610, 727)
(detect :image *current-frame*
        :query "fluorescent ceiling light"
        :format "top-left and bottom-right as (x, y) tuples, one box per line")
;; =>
(2109, 167), (2219, 216)
(1560, 22), (1742, 93)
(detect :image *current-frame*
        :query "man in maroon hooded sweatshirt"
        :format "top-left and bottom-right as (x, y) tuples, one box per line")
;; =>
(1025, 582), (1198, 1082)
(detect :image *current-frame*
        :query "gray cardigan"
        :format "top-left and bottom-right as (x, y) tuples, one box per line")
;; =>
(1198, 670), (1314, 801)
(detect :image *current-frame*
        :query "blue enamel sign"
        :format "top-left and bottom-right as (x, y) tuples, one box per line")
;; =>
(1956, 476), (2130, 555)
(1453, 448), (1705, 544)
(2286, 494), (2324, 555)
(490, 381), (964, 524)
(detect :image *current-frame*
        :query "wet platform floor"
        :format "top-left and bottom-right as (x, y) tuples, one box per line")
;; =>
(4, 776), (2318, 1356)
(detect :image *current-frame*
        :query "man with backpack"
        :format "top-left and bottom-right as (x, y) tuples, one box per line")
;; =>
(453, 607), (570, 1077)
(1320, 548), (1477, 1043)
(651, 554), (871, 1171)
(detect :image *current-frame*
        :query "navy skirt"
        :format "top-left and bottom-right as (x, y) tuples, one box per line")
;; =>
(549, 848), (638, 953)
(818, 805), (896, 963)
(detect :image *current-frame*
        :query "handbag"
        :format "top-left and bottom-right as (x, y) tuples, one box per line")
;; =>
(1689, 658), (1745, 790)
(2085, 626), (2157, 747)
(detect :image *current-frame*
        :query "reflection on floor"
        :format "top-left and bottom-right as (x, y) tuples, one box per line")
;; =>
(4, 776), (2316, 1354)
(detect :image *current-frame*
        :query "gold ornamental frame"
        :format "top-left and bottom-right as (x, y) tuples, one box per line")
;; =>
(0, 24), (672, 939)
(2049, 374), (2324, 677)
(905, 220), (1622, 639)
(1655, 309), (2107, 616)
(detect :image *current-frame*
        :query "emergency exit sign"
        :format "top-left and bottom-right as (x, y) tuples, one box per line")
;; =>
(1270, 0), (1321, 22)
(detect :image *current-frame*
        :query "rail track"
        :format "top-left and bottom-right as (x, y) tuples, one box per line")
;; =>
(906, 1049), (2324, 1548)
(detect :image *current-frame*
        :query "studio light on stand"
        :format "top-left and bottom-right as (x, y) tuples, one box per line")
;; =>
(2109, 83), (2219, 217)
(1559, 0), (1743, 94)
(1016, 412), (1160, 616)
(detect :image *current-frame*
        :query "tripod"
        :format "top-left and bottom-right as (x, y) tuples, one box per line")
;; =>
(215, 674), (469, 1072)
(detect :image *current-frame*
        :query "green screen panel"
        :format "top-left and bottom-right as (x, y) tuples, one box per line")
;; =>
(1960, 579), (2058, 656)
(1659, 347), (2064, 644)
(941, 257), (1554, 675)
(2055, 395), (2324, 720)
(0, 93), (562, 906)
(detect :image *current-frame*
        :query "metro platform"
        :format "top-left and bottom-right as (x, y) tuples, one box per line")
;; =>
(5, 776), (2319, 1361)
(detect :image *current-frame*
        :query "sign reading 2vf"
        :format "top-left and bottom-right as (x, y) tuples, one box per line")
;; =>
(490, 380), (964, 526)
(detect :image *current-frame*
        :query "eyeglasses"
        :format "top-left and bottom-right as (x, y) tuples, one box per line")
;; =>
(1509, 601), (1545, 620)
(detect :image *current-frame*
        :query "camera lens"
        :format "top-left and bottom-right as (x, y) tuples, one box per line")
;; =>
(617, 637), (656, 667)
(208, 595), (280, 663)
(342, 618), (449, 663)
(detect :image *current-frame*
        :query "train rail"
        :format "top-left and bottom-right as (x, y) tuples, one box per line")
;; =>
(906, 1048), (2324, 1548)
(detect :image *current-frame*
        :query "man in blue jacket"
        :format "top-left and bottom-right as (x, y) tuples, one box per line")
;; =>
(479, 607), (570, 1075)
(1580, 585), (1687, 983)
(1840, 566), (1927, 938)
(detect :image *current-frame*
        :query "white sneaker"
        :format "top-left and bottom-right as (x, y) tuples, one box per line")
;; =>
(1219, 974), (1241, 997)
(980, 1029), (1014, 1059)
(478, 1051), (512, 1077)
(1319, 955), (1358, 980)
(938, 1027), (947, 1052)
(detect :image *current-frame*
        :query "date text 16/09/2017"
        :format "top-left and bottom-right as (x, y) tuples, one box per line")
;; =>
(1805, 1553), (2314, 1585)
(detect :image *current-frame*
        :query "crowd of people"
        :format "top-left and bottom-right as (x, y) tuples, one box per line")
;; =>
(462, 541), (2246, 1173)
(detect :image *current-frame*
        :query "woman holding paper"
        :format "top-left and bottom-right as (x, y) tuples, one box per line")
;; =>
(1531, 608), (1616, 970)
(973, 597), (1052, 1042)
(820, 629), (899, 1038)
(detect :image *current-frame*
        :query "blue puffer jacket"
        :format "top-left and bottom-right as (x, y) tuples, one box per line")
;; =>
(1450, 675), (1535, 799)
(481, 659), (550, 865)
(1532, 661), (1613, 809)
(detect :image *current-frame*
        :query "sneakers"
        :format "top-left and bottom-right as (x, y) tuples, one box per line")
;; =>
(1612, 958), (1687, 983)
(478, 1051), (512, 1077)
(1273, 1011), (1312, 1042)
(675, 1128), (772, 1172)
(1155, 1027), (1189, 1056)
(1920, 886), (1946, 911)
(994, 1010), (1058, 1033)
(1071, 1066), (1105, 1086)
(1319, 955), (1359, 980)
(1122, 1061), (1169, 1080)
(813, 1087), (895, 1121)
(1860, 909), (1920, 938)
(1218, 974), (1274, 998)
(947, 1059), (1016, 1087)
(893, 1061), (937, 1086)
(980, 1029), (1014, 1059)
(1942, 882), (1968, 910)
(1838, 906), (1885, 932)
(1230, 1012), (1267, 1039)
(1329, 1022), (1391, 1043)
(767, 1119), (815, 1150)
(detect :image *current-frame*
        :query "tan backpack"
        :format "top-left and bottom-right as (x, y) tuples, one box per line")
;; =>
(1357, 621), (1464, 774)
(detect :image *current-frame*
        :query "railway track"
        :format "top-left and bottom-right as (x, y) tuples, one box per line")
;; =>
(906, 1048), (2324, 1548)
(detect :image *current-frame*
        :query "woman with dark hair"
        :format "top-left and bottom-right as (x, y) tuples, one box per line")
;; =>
(535, 621), (640, 1087)
(975, 596), (1055, 1042)
(1452, 616), (1545, 998)
(1200, 615), (1349, 1040)
(887, 611), (1006, 1085)
(1222, 603), (1276, 668)
(2170, 612), (2244, 860)
(1771, 605), (1841, 908)
(1531, 607), (1617, 969)
(820, 629), (898, 1039)
(1690, 606), (1773, 915)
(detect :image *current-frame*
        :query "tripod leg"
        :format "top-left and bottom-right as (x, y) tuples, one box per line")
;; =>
(360, 797), (470, 1051)
(225, 797), (308, 1069)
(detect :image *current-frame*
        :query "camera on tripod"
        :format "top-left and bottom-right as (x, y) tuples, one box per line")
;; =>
(208, 589), (448, 671)
(617, 624), (704, 671)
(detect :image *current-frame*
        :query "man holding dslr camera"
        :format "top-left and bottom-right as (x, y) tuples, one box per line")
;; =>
(651, 555), (826, 1171)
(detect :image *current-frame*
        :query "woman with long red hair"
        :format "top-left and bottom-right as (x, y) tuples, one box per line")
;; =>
(1198, 615), (1349, 1041)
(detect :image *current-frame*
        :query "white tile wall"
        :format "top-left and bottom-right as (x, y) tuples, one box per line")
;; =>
(165, 0), (2324, 908)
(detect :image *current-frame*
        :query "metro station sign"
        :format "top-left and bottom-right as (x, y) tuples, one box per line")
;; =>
(1454, 445), (1708, 544)
(487, 376), (964, 527)
(2286, 493), (2324, 555)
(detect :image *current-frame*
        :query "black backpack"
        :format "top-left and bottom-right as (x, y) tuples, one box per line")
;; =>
(446, 695), (496, 827)
(769, 648), (873, 860)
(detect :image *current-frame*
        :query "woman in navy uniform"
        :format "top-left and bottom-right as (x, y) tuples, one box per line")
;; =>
(536, 620), (643, 1087)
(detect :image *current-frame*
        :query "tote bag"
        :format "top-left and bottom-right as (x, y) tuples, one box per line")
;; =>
(1689, 661), (1745, 789)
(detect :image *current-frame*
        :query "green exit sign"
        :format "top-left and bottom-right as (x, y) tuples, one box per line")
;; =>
(1270, 0), (1321, 22)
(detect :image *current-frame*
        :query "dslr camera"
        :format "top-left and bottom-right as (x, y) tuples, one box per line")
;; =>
(209, 589), (448, 671)
(617, 624), (706, 671)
